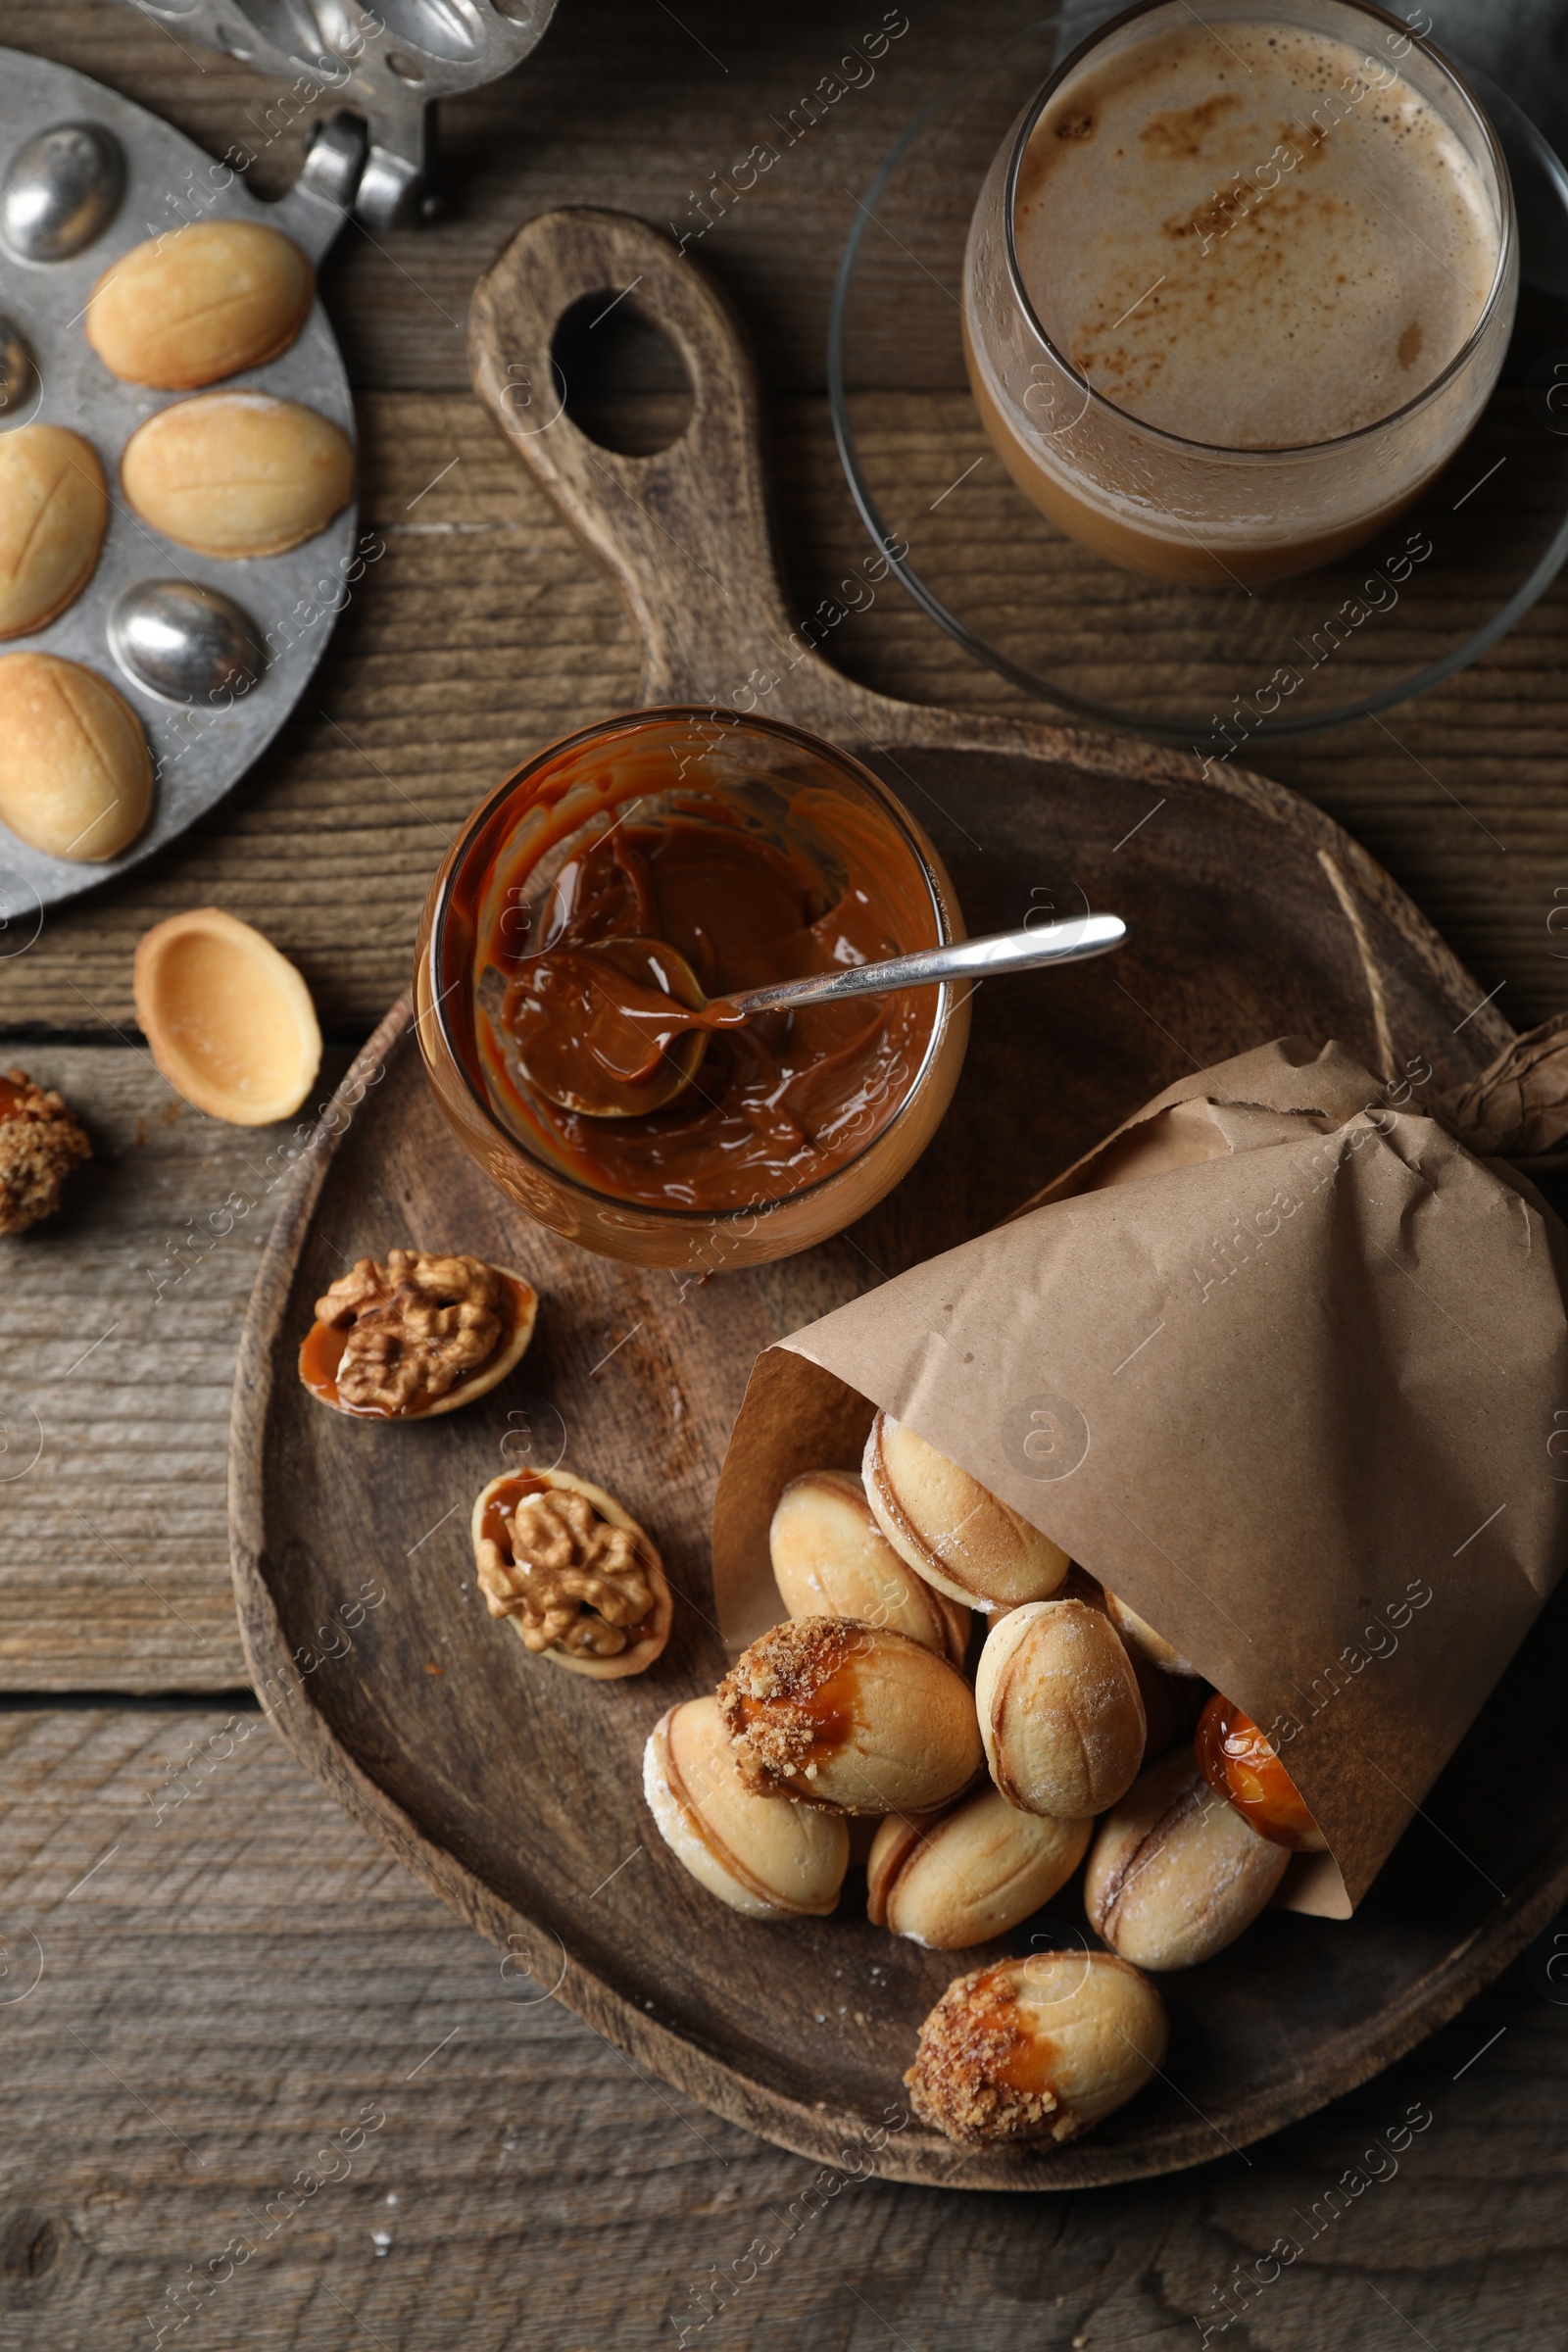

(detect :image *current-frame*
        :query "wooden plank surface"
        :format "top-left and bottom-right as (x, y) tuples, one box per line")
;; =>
(0, 1699), (1563, 2352)
(0, 1047), (357, 1691)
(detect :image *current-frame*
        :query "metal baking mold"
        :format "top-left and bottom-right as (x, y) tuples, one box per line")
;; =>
(111, 0), (561, 226)
(0, 44), (361, 926)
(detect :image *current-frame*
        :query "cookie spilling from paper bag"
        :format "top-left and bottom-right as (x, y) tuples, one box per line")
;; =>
(699, 1036), (1568, 2150)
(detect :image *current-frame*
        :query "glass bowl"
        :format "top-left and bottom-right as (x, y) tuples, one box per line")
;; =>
(413, 707), (971, 1272)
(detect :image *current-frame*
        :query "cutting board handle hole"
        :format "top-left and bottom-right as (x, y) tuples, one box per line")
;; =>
(551, 292), (695, 458)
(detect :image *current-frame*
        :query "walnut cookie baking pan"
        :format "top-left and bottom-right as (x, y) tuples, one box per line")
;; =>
(229, 209), (1568, 2189)
(0, 45), (358, 923)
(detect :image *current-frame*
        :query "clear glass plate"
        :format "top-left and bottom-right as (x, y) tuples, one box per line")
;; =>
(828, 3), (1568, 750)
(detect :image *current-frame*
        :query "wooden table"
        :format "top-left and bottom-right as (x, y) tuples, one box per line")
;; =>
(2, 3), (1563, 2343)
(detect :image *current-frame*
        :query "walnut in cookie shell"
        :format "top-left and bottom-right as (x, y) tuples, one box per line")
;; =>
(716, 1617), (982, 1816)
(906, 1952), (1167, 2148)
(299, 1248), (537, 1419)
(472, 1468), (672, 1680)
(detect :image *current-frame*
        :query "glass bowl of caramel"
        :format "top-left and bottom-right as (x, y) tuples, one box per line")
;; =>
(413, 708), (971, 1271)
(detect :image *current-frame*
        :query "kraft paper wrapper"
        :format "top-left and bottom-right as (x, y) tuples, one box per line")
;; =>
(711, 1038), (1568, 1918)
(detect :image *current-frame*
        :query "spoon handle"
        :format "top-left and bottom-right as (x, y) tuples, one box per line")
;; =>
(725, 914), (1128, 1019)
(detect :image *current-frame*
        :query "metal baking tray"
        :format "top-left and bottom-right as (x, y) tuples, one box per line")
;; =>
(0, 44), (359, 927)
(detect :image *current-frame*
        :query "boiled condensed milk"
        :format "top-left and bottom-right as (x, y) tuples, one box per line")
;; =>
(962, 0), (1517, 583)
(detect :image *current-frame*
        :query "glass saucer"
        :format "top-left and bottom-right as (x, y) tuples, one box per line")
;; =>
(828, 3), (1568, 751)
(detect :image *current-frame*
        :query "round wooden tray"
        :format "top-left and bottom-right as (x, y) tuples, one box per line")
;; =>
(229, 210), (1567, 2189)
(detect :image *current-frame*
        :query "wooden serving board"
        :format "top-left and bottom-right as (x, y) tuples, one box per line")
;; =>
(229, 210), (1566, 2190)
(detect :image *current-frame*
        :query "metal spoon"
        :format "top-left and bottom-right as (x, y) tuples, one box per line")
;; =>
(1, 122), (124, 263)
(513, 911), (1127, 1117)
(108, 581), (267, 706)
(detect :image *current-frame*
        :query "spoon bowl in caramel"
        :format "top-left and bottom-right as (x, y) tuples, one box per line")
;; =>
(510, 912), (1128, 1118)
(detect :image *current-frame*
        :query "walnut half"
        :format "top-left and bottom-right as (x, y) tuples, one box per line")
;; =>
(471, 1469), (672, 1681)
(303, 1248), (537, 1419)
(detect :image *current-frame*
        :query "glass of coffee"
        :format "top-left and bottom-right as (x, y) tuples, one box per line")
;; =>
(963, 0), (1518, 586)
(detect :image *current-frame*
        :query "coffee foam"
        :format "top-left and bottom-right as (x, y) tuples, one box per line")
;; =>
(1014, 18), (1500, 448)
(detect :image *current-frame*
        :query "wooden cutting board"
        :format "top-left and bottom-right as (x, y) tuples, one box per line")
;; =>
(228, 209), (1564, 2191)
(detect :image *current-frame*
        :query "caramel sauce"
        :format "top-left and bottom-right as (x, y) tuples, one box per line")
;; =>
(993, 2024), (1062, 2099)
(465, 773), (937, 1215)
(0, 1073), (24, 1119)
(298, 1317), (351, 1406)
(504, 937), (745, 1118)
(738, 1654), (860, 1779)
(298, 1275), (523, 1419)
(480, 1471), (547, 1555)
(1196, 1692), (1321, 1851)
(966, 1965), (1055, 2096)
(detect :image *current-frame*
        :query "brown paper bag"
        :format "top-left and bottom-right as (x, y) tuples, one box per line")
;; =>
(711, 1037), (1568, 1917)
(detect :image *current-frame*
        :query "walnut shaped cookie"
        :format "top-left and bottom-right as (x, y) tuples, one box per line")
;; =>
(472, 1469), (673, 1680)
(299, 1249), (537, 1419)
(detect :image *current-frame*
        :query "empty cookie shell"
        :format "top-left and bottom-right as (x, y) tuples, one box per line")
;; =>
(0, 651), (151, 861)
(133, 906), (321, 1124)
(85, 220), (313, 389)
(867, 1788), (1091, 1949)
(0, 425), (106, 638)
(646, 1695), (850, 1918)
(976, 1598), (1147, 1821)
(122, 392), (354, 559)
(473, 1467), (671, 1679)
(770, 1468), (969, 1666)
(862, 1410), (1069, 1612)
